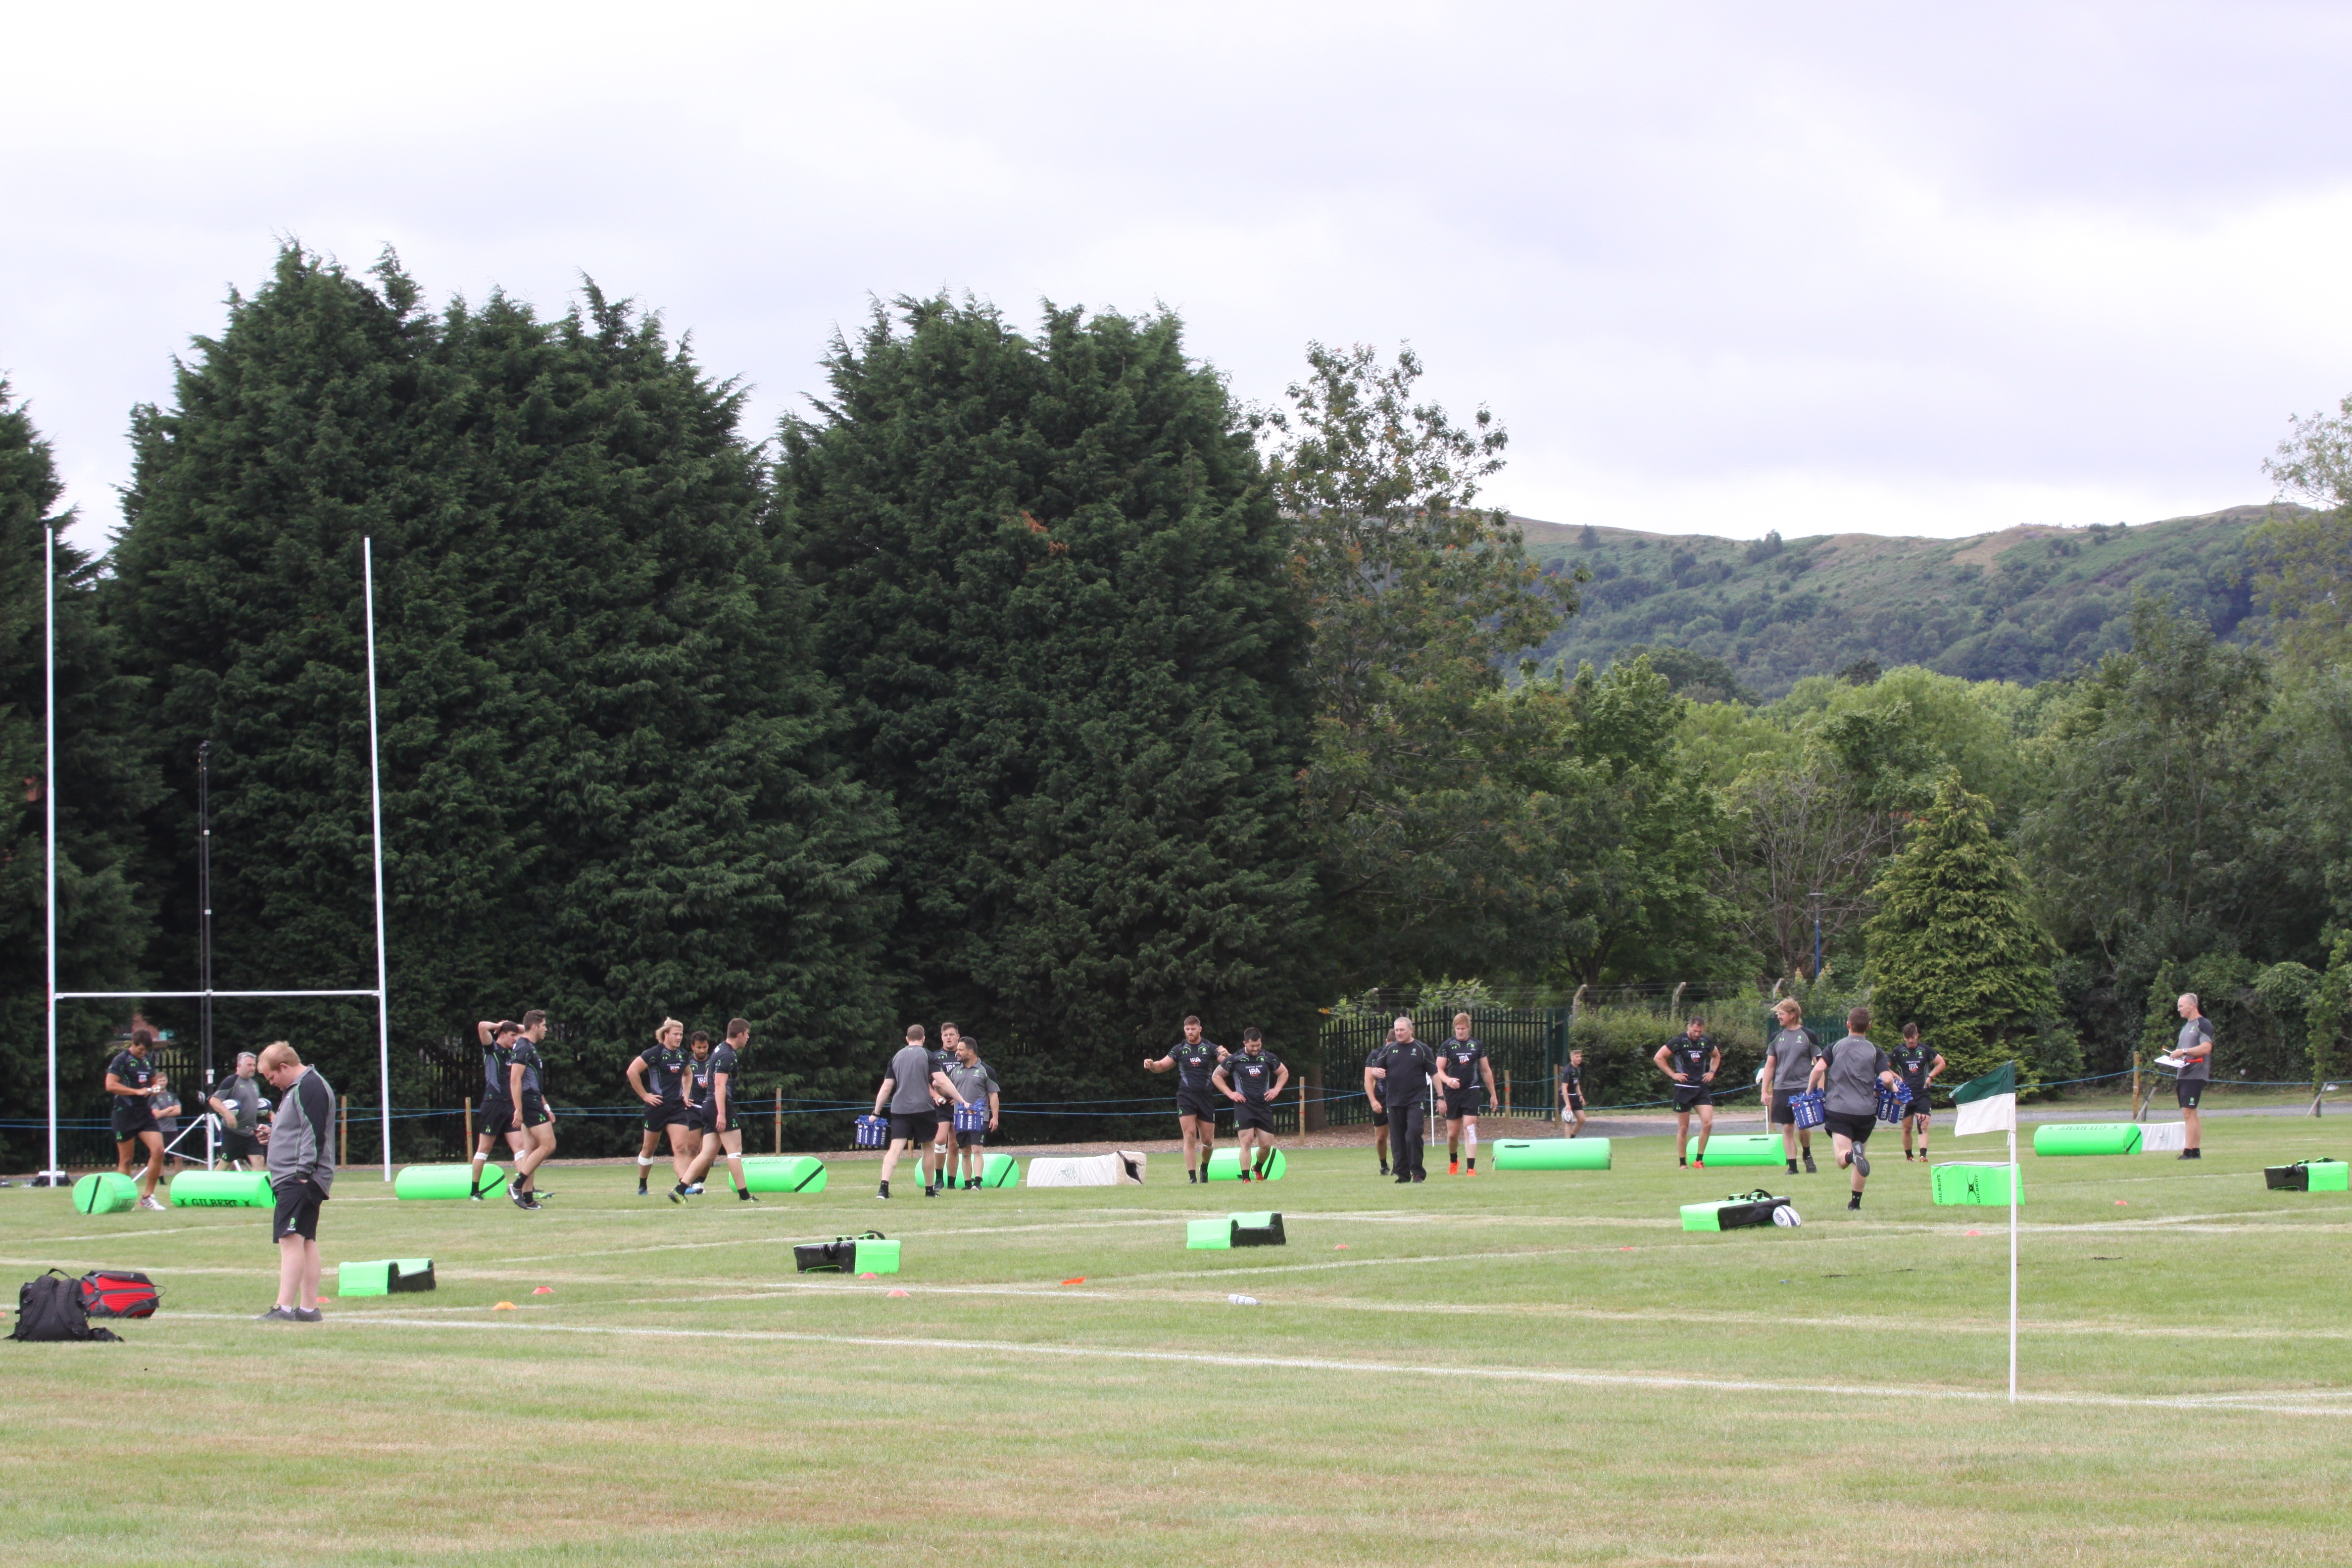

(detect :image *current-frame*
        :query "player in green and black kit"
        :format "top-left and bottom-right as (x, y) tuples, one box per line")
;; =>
(104, 1028), (169, 1209)
(1891, 1022), (1944, 1162)
(1436, 1013), (1498, 1174)
(627, 1018), (695, 1196)
(1213, 1028), (1288, 1181)
(1558, 1049), (1588, 1137)
(506, 1010), (557, 1208)
(1653, 1017), (1719, 1168)
(1143, 1016), (1226, 1183)
(468, 1019), (528, 1200)
(677, 1019), (754, 1202)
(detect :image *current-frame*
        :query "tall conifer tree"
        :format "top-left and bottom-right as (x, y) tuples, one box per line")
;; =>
(778, 298), (1318, 1094)
(1865, 773), (2075, 1082)
(108, 249), (894, 1136)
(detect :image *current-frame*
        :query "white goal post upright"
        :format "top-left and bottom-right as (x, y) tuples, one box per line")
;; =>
(43, 532), (397, 1181)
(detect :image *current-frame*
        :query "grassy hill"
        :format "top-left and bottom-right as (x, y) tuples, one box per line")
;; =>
(1519, 506), (2288, 699)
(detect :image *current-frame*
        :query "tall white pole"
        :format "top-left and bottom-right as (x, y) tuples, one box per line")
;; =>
(363, 539), (393, 1180)
(2008, 1123), (2018, 1404)
(44, 528), (60, 1182)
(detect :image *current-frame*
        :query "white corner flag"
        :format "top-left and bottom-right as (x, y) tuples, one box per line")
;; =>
(1952, 1062), (2018, 1138)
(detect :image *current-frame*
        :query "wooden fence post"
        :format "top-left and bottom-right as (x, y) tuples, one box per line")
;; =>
(774, 1088), (783, 1154)
(339, 1094), (349, 1168)
(462, 1096), (473, 1151)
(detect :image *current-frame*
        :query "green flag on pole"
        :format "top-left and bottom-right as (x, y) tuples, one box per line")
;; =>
(1951, 1061), (2017, 1138)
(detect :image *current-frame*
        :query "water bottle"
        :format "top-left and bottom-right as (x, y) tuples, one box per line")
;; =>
(1227, 1294), (1259, 1306)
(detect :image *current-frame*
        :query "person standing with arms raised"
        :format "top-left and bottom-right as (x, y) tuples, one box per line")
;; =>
(1654, 1017), (1720, 1169)
(2171, 993), (2215, 1160)
(505, 1011), (557, 1209)
(1143, 1016), (1227, 1184)
(468, 1020), (526, 1200)
(1762, 999), (1821, 1176)
(873, 1025), (968, 1199)
(256, 1040), (334, 1322)
(1809, 1005), (1903, 1212)
(1368, 1016), (1436, 1184)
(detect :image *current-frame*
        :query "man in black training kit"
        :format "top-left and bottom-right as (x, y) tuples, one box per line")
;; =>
(104, 1027), (169, 1210)
(1558, 1048), (1588, 1138)
(2172, 992), (2215, 1159)
(1436, 1012), (1498, 1175)
(506, 1011), (557, 1208)
(1810, 1005), (1902, 1211)
(875, 1025), (969, 1198)
(627, 1018), (694, 1196)
(468, 1019), (526, 1200)
(1143, 1016), (1227, 1183)
(677, 1019), (754, 1202)
(1892, 1022), (1945, 1163)
(1368, 1016), (1436, 1183)
(1653, 1017), (1720, 1168)
(1214, 1028), (1288, 1182)
(1762, 998), (1820, 1175)
(926, 1024), (970, 1196)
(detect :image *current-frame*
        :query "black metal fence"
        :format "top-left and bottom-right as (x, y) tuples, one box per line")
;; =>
(1316, 1007), (1572, 1128)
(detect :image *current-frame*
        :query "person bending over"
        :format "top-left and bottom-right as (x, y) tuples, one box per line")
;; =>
(1809, 1006), (1902, 1212)
(1144, 1016), (1227, 1184)
(1654, 1017), (1720, 1168)
(1891, 1023), (1944, 1163)
(873, 1025), (968, 1198)
(1214, 1029), (1288, 1182)
(105, 1029), (169, 1210)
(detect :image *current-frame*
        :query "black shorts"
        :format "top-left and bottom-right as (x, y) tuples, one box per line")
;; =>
(954, 1128), (986, 1148)
(644, 1099), (693, 1132)
(1562, 1091), (1585, 1113)
(1672, 1085), (1711, 1113)
(1768, 1093), (1800, 1126)
(1443, 1092), (1484, 1120)
(479, 1098), (517, 1139)
(931, 1103), (955, 1131)
(520, 1093), (551, 1129)
(1234, 1100), (1275, 1132)
(112, 1105), (158, 1139)
(699, 1104), (735, 1137)
(271, 1178), (324, 1242)
(887, 1111), (935, 1143)
(2176, 1079), (2206, 1109)
(1823, 1111), (1876, 1143)
(221, 1130), (263, 1160)
(1904, 1099), (1932, 1122)
(1176, 1089), (1223, 1123)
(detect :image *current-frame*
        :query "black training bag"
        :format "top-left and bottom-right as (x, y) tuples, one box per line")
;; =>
(1714, 1189), (1789, 1230)
(12, 1270), (122, 1342)
(794, 1230), (884, 1273)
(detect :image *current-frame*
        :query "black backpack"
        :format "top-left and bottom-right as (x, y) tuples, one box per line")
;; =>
(11, 1270), (123, 1342)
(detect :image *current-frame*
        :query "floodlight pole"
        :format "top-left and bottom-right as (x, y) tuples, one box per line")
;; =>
(197, 740), (213, 1096)
(363, 539), (393, 1181)
(43, 527), (62, 1184)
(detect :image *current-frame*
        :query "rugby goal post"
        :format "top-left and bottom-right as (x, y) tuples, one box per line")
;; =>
(43, 531), (397, 1182)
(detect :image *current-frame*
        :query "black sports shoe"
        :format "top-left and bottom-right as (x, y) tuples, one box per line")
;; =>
(513, 1192), (539, 1210)
(1377, 1166), (1390, 1176)
(257, 1305), (298, 1322)
(668, 1182), (688, 1204)
(1412, 1172), (1426, 1182)
(1187, 1171), (1198, 1183)
(293, 1307), (323, 1323)
(2178, 1149), (2201, 1160)
(925, 1185), (937, 1197)
(1851, 1148), (1870, 1178)
(1847, 1194), (1861, 1211)
(1802, 1152), (1816, 1174)
(1395, 1174), (1412, 1184)
(877, 1182), (890, 1199)
(1787, 1160), (1800, 1174)
(738, 1189), (757, 1201)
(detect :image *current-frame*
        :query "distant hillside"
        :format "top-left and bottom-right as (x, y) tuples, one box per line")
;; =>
(1517, 506), (2291, 699)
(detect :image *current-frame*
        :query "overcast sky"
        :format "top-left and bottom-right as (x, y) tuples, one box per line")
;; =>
(8, 1), (2351, 554)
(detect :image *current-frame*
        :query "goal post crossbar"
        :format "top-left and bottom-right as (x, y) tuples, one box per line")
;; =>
(55, 989), (384, 1001)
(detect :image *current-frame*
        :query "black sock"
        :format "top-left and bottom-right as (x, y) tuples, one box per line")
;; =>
(1466, 1159), (1475, 1171)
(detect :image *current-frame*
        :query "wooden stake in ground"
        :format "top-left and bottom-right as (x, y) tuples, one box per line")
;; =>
(339, 1094), (349, 1168)
(463, 1097), (473, 1149)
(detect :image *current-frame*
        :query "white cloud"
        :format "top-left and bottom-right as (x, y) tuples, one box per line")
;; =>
(5, 1), (2350, 550)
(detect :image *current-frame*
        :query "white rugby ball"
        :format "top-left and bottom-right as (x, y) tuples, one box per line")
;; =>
(1773, 1205), (1802, 1227)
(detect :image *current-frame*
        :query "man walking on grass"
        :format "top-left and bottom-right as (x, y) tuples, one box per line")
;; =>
(677, 1019), (754, 1202)
(1436, 1013), (1498, 1175)
(945, 1033), (1000, 1189)
(507, 1011), (557, 1209)
(1810, 1006), (1902, 1212)
(1214, 1028), (1288, 1182)
(2171, 993), (2214, 1160)
(1654, 1017), (1719, 1168)
(1368, 1017), (1436, 1184)
(468, 1020), (527, 1200)
(1763, 999), (1820, 1175)
(208, 1051), (267, 1173)
(1144, 1016), (1226, 1184)
(1892, 1022), (1945, 1162)
(256, 1041), (334, 1323)
(874, 1025), (967, 1199)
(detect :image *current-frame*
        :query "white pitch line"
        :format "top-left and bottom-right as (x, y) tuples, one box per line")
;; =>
(161, 1313), (2348, 1418)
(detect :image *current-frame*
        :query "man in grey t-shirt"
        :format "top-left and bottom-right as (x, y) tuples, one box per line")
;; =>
(944, 1039), (1000, 1190)
(1808, 1005), (1900, 1212)
(2172, 993), (2215, 1160)
(1761, 999), (1820, 1175)
(871, 1024), (967, 1199)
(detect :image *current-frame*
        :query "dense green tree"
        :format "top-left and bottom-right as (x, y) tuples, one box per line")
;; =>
(107, 248), (895, 1144)
(1865, 774), (2077, 1084)
(1263, 343), (1580, 984)
(0, 384), (161, 1163)
(777, 296), (1319, 1095)
(2257, 393), (2352, 668)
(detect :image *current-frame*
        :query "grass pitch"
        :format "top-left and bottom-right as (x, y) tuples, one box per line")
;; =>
(4, 1116), (2349, 1566)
